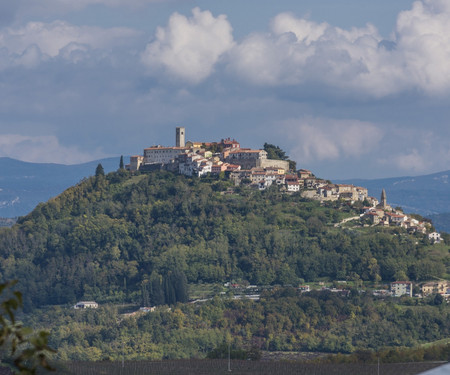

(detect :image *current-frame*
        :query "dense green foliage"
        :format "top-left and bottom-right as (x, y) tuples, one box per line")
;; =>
(0, 170), (447, 310)
(0, 280), (54, 373)
(23, 289), (449, 361)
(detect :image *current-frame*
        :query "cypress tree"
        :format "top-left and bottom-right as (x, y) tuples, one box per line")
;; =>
(95, 163), (105, 177)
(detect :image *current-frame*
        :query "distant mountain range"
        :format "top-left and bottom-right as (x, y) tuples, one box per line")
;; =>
(336, 170), (450, 232)
(0, 157), (121, 218)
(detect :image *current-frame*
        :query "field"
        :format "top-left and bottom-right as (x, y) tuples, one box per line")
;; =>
(57, 360), (445, 375)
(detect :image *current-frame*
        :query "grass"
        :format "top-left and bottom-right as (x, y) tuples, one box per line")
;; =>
(421, 338), (450, 348)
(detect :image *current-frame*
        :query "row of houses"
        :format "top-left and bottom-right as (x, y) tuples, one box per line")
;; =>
(127, 127), (442, 237)
(301, 182), (370, 203)
(391, 280), (450, 298)
(298, 281), (449, 299)
(361, 207), (431, 233)
(127, 127), (290, 177)
(126, 127), (382, 205)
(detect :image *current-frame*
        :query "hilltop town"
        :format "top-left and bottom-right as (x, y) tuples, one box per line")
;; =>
(126, 127), (441, 241)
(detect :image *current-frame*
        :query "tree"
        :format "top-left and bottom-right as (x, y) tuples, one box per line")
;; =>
(95, 163), (105, 177)
(263, 143), (296, 171)
(263, 143), (288, 160)
(119, 156), (124, 170)
(0, 280), (54, 374)
(433, 293), (444, 306)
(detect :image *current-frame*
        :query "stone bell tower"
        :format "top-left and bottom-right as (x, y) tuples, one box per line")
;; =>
(176, 127), (185, 147)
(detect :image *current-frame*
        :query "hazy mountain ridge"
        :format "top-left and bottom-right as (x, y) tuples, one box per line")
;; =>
(427, 213), (450, 233)
(0, 157), (121, 217)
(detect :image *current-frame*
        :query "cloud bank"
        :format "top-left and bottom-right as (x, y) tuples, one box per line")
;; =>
(141, 8), (234, 84)
(2, 1), (450, 96)
(284, 117), (384, 162)
(227, 1), (450, 96)
(0, 0), (449, 179)
(0, 21), (141, 68)
(0, 134), (108, 164)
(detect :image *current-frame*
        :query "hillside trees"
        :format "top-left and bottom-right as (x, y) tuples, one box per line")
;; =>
(0, 170), (446, 310)
(23, 288), (450, 361)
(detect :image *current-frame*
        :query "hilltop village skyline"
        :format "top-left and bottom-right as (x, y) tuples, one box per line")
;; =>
(126, 127), (439, 239)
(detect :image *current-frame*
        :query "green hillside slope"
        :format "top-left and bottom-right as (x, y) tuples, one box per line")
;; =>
(0, 170), (447, 311)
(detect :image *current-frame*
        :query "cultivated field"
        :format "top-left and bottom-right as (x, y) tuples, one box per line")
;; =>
(59, 360), (445, 375)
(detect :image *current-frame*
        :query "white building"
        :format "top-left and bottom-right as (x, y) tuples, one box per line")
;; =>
(74, 301), (98, 309)
(127, 155), (144, 172)
(391, 281), (413, 297)
(286, 181), (300, 192)
(428, 232), (442, 244)
(178, 153), (212, 177)
(143, 146), (189, 164)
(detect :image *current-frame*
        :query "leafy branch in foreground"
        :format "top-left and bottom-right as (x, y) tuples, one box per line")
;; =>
(0, 280), (55, 374)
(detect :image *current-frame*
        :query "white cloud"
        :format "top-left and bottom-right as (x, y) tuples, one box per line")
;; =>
(392, 149), (428, 172)
(395, 0), (450, 94)
(0, 134), (108, 164)
(141, 7), (235, 84)
(284, 117), (384, 162)
(228, 0), (450, 97)
(378, 129), (450, 174)
(0, 21), (141, 68)
(228, 12), (394, 94)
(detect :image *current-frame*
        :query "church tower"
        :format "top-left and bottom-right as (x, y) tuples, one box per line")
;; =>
(176, 127), (185, 147)
(380, 189), (387, 209)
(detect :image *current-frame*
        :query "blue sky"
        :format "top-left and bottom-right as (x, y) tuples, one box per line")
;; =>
(0, 0), (449, 179)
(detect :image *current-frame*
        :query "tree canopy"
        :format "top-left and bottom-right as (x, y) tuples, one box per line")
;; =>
(0, 170), (446, 311)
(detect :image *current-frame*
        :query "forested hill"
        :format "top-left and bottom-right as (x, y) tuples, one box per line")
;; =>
(0, 170), (446, 311)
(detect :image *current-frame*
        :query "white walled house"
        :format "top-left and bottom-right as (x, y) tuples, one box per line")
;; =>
(428, 232), (442, 244)
(286, 181), (300, 192)
(74, 301), (98, 309)
(391, 281), (413, 297)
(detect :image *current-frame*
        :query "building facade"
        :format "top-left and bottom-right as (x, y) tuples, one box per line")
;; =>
(391, 281), (413, 297)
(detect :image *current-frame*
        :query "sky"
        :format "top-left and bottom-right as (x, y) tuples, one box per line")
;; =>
(0, 0), (449, 179)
